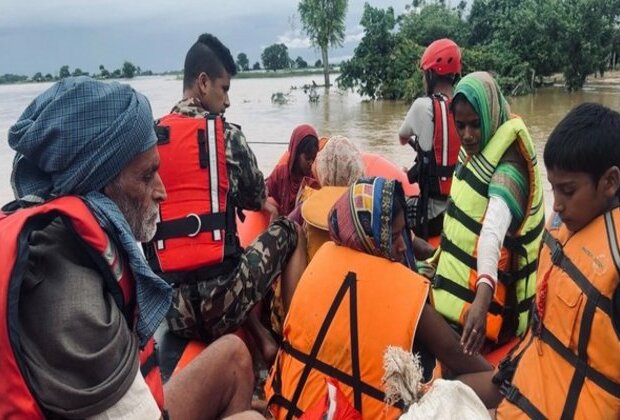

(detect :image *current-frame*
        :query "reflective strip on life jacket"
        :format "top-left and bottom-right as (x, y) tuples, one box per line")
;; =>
(265, 242), (429, 419)
(431, 94), (460, 196)
(496, 210), (620, 419)
(433, 117), (544, 341)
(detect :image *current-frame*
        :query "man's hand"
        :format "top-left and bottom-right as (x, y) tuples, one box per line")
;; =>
(399, 135), (410, 146)
(262, 197), (279, 222)
(461, 284), (493, 355)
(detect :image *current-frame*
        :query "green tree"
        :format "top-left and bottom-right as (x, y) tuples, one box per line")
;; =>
(338, 5), (402, 99)
(295, 56), (309, 69)
(236, 52), (250, 71)
(560, 0), (616, 90)
(314, 59), (322, 68)
(98, 64), (110, 79)
(298, 0), (348, 86)
(72, 68), (88, 77)
(505, 0), (564, 83)
(44, 73), (54, 81)
(252, 61), (261, 70)
(59, 65), (71, 79)
(399, 3), (469, 47)
(122, 61), (137, 78)
(32, 72), (43, 82)
(111, 69), (122, 78)
(261, 43), (290, 71)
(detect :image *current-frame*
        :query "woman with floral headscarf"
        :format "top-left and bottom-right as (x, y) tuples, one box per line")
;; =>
(265, 176), (495, 419)
(431, 72), (544, 356)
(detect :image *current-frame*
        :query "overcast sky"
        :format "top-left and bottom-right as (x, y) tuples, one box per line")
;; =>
(0, 0), (415, 76)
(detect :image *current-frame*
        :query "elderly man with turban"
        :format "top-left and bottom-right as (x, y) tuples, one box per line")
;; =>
(0, 77), (261, 419)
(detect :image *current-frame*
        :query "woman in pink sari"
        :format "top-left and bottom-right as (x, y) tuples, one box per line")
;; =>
(266, 124), (319, 216)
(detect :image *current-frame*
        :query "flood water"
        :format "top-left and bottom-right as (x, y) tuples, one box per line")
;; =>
(1, 74), (620, 210)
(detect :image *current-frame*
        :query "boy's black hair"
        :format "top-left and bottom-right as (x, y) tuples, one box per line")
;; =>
(183, 33), (237, 90)
(296, 135), (319, 157)
(544, 103), (620, 186)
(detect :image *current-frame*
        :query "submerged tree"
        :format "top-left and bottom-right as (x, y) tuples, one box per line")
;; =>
(298, 0), (348, 87)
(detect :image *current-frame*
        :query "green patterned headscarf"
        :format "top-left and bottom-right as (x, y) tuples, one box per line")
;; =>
(453, 71), (511, 150)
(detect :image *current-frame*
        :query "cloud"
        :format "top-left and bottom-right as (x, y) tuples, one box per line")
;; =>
(329, 54), (353, 64)
(0, 0), (294, 28)
(277, 31), (312, 49)
(344, 26), (365, 44)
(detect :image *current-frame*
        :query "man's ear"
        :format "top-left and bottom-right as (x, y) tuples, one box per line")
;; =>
(601, 166), (620, 199)
(198, 72), (210, 95)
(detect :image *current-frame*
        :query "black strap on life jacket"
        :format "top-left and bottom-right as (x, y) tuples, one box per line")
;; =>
(444, 199), (545, 253)
(438, 234), (538, 286)
(152, 212), (227, 241)
(454, 161), (490, 198)
(270, 272), (402, 419)
(433, 274), (533, 318)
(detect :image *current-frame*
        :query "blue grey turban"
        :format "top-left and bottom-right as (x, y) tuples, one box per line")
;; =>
(9, 76), (156, 202)
(8, 77), (171, 344)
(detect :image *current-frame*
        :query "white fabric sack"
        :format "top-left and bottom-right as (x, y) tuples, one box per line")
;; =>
(398, 379), (490, 420)
(382, 346), (490, 420)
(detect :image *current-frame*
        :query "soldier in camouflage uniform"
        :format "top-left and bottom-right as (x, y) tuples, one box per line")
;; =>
(145, 34), (305, 355)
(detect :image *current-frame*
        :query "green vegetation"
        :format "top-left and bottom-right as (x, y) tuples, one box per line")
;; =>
(298, 0), (348, 87)
(295, 56), (309, 69)
(236, 53), (250, 72)
(0, 60), (152, 85)
(235, 68), (339, 79)
(338, 0), (620, 100)
(262, 43), (291, 71)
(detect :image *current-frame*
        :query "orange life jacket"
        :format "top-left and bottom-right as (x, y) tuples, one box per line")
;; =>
(0, 197), (164, 418)
(149, 113), (240, 273)
(265, 242), (429, 419)
(495, 211), (620, 419)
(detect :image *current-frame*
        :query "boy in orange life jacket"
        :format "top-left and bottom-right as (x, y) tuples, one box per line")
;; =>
(460, 103), (620, 419)
(144, 33), (307, 363)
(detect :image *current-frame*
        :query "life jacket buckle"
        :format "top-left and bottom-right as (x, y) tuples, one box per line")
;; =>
(186, 213), (201, 237)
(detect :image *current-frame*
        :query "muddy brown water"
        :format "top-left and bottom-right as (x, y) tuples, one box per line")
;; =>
(1, 74), (619, 212)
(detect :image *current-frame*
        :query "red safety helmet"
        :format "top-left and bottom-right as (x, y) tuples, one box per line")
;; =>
(420, 38), (462, 75)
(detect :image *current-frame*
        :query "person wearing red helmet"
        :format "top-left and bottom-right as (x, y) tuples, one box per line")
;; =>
(399, 38), (462, 242)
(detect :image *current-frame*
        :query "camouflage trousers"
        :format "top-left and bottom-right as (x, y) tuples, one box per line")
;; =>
(166, 217), (298, 342)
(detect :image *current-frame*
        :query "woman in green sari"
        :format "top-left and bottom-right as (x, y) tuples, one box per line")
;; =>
(431, 72), (545, 356)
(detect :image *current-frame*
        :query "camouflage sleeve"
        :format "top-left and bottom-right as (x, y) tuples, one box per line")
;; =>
(226, 123), (266, 211)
